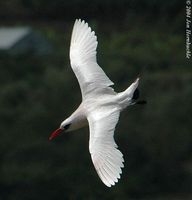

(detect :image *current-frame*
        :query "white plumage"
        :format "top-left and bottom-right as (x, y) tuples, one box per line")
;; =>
(49, 19), (143, 187)
(70, 19), (114, 98)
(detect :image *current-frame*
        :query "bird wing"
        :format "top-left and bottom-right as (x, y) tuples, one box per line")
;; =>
(70, 19), (114, 99)
(88, 106), (124, 187)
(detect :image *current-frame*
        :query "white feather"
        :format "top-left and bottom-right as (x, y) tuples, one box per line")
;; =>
(70, 19), (114, 99)
(53, 19), (141, 187)
(88, 105), (124, 187)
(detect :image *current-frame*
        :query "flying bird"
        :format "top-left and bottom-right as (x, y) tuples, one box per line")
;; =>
(49, 19), (146, 187)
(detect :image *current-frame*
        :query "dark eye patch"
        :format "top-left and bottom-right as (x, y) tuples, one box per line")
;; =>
(64, 123), (71, 130)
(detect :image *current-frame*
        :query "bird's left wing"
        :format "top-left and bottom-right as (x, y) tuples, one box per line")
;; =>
(70, 19), (114, 98)
(88, 106), (124, 187)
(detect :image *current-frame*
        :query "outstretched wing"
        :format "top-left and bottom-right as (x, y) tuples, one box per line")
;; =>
(88, 106), (124, 187)
(70, 19), (114, 98)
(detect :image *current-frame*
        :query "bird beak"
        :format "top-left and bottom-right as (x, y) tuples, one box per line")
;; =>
(49, 128), (63, 141)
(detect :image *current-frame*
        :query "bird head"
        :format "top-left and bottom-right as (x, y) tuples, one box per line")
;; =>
(49, 120), (71, 141)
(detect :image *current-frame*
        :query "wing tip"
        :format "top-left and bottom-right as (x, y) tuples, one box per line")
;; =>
(103, 172), (122, 187)
(73, 18), (95, 36)
(93, 153), (124, 187)
(70, 18), (99, 64)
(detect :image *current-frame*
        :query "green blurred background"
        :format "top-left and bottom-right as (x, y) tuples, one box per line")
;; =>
(0, 0), (191, 199)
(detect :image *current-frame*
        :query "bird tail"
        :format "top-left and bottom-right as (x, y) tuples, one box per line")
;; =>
(117, 78), (140, 109)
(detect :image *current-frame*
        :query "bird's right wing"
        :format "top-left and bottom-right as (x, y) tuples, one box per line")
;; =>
(88, 106), (124, 187)
(70, 19), (114, 99)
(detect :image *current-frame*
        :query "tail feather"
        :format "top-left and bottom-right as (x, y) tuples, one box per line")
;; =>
(132, 88), (140, 100)
(136, 100), (147, 105)
(117, 78), (139, 109)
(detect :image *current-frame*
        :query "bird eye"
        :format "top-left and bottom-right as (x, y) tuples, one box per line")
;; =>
(64, 123), (71, 130)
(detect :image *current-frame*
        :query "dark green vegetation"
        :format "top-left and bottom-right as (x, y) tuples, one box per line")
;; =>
(0, 1), (191, 199)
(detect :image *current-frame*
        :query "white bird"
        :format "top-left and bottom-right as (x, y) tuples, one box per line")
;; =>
(49, 19), (146, 187)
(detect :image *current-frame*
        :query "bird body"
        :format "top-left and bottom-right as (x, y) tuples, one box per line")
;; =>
(49, 19), (145, 187)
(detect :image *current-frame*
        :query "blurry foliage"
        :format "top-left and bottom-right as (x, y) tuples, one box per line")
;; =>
(0, 1), (191, 199)
(0, 0), (183, 19)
